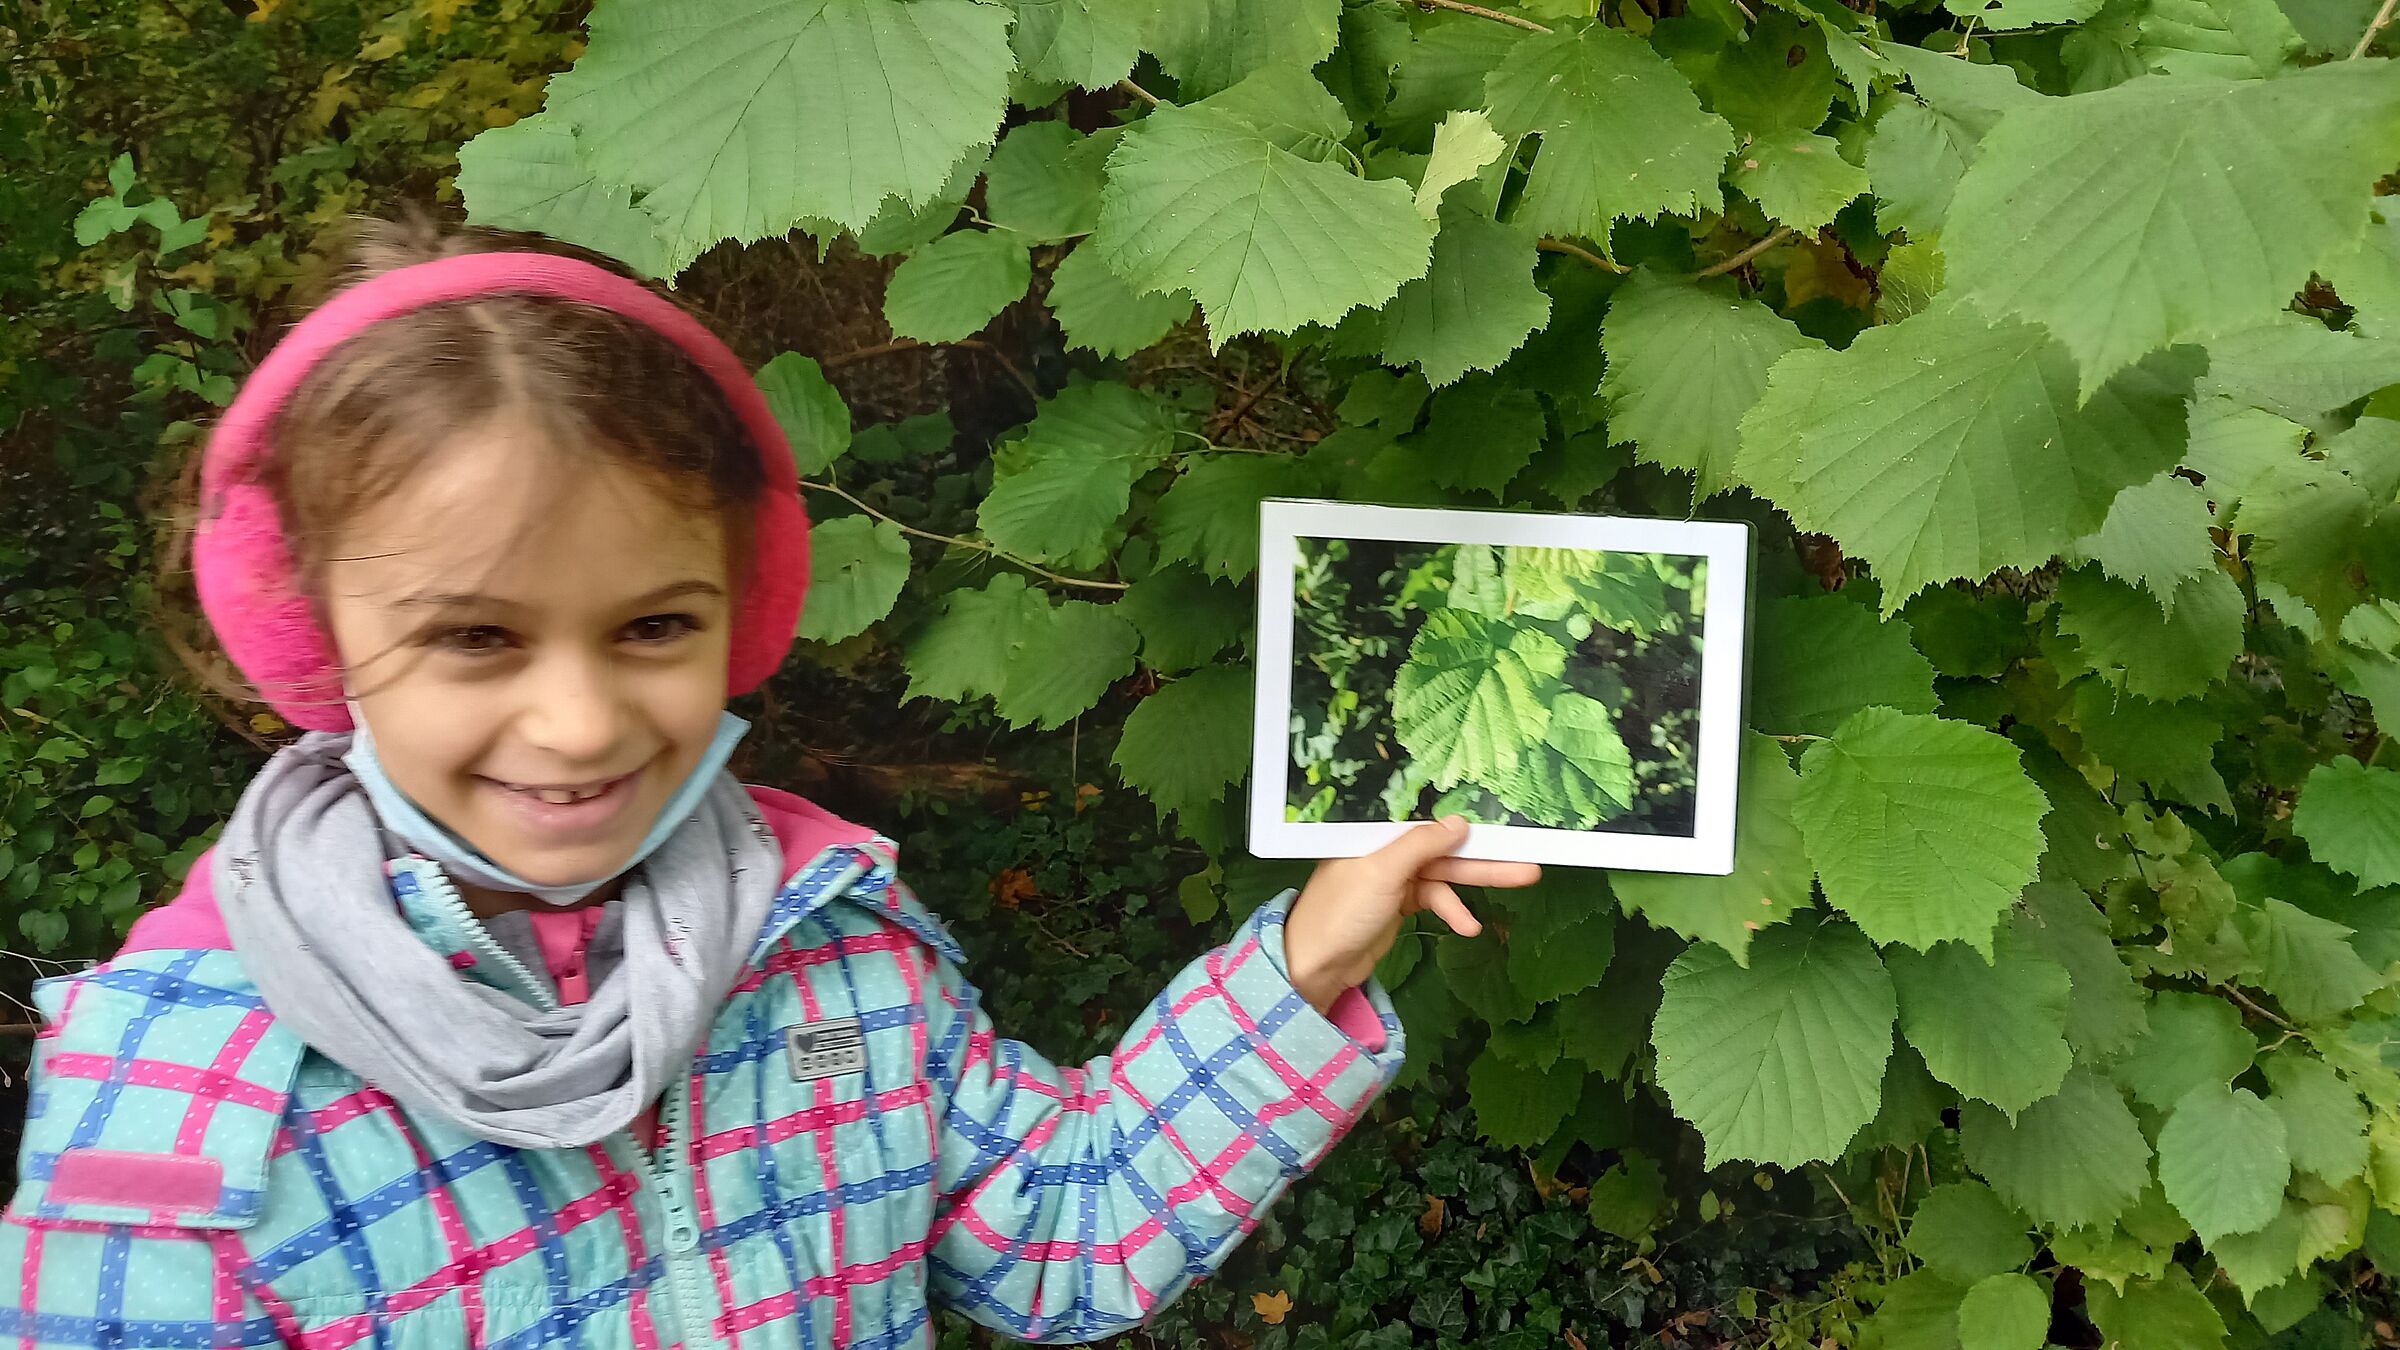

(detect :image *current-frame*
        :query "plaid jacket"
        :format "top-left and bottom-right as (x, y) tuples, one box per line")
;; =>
(2, 786), (1405, 1348)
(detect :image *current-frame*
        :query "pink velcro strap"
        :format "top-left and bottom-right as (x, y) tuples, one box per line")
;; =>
(50, 1149), (225, 1213)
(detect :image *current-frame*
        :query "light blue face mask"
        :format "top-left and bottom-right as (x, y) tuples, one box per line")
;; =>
(340, 704), (750, 906)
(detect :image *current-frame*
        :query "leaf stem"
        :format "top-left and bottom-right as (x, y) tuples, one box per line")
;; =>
(2354, 0), (2397, 55)
(1537, 237), (1630, 274)
(1766, 732), (1827, 743)
(798, 479), (1130, 591)
(1696, 227), (1798, 278)
(2218, 983), (2297, 1033)
(1117, 77), (1162, 106)
(1413, 0), (1554, 30)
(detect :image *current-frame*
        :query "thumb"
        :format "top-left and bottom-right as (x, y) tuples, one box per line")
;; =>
(1376, 815), (1472, 877)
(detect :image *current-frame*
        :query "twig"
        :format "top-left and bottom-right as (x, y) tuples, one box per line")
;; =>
(0, 1023), (42, 1037)
(822, 338), (932, 369)
(1414, 0), (1554, 30)
(1118, 78), (1162, 106)
(2354, 0), (2397, 55)
(1537, 237), (1630, 274)
(800, 480), (1130, 591)
(2219, 983), (2298, 1033)
(1696, 226), (1797, 278)
(1209, 355), (1286, 437)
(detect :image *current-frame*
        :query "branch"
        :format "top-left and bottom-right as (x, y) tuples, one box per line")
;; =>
(2354, 0), (2397, 55)
(1537, 237), (1630, 274)
(1118, 77), (1162, 106)
(799, 480), (1129, 591)
(1696, 226), (1797, 278)
(1414, 0), (1554, 30)
(2219, 983), (2298, 1034)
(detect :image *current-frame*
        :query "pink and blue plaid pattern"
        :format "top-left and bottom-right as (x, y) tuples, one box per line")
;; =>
(4, 839), (1405, 1348)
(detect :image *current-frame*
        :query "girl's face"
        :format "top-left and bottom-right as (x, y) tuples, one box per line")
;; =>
(319, 416), (737, 893)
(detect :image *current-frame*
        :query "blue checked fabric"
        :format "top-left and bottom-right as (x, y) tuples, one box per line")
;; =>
(1, 839), (1406, 1348)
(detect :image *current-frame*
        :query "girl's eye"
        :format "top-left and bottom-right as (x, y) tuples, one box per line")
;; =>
(431, 624), (512, 653)
(626, 613), (700, 643)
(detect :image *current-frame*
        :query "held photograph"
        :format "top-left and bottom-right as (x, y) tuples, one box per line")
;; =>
(1251, 501), (1753, 874)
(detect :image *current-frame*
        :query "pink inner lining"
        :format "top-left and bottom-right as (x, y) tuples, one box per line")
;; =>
(528, 906), (606, 1005)
(1326, 987), (1386, 1053)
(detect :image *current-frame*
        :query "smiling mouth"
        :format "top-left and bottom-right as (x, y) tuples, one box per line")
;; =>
(490, 772), (637, 804)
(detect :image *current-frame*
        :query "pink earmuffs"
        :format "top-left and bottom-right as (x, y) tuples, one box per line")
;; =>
(194, 251), (809, 732)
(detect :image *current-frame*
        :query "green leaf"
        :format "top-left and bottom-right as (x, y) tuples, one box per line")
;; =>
(1137, 0), (1341, 96)
(1730, 131), (1871, 234)
(1377, 208), (1550, 387)
(1944, 61), (2400, 393)
(1150, 453), (1318, 580)
(1394, 610), (1568, 793)
(2114, 990), (2255, 1112)
(1046, 244), (1194, 357)
(1118, 567), (1245, 671)
(2010, 877), (2150, 1059)
(1793, 708), (2050, 954)
(455, 112), (679, 279)
(1112, 666), (1253, 818)
(904, 575), (1137, 728)
(1415, 110), (1506, 219)
(2210, 1184), (2370, 1301)
(1889, 934), (2075, 1116)
(1587, 1151), (1669, 1239)
(2159, 1084), (2289, 1244)
(2070, 472), (2217, 614)
(1440, 924), (1540, 1026)
(1484, 21), (1736, 237)
(1735, 307), (2199, 612)
(1388, 18), (1519, 142)
(1010, 0), (1143, 88)
(1493, 690), (1637, 829)
(1403, 378), (1548, 498)
(1907, 1181), (2036, 1283)
(1963, 1067), (2153, 1231)
(1600, 269), (1818, 497)
(2066, 680), (2227, 808)
(1469, 1046), (1587, 1149)
(1703, 12), (1835, 135)
(1752, 595), (1940, 738)
(978, 442), (1151, 564)
(756, 352), (852, 475)
(2326, 206), (2400, 338)
(107, 151), (135, 197)
(2085, 1270), (2227, 1350)
(983, 121), (1104, 242)
(2137, 0), (2305, 76)
(1503, 871), (1619, 1003)
(1957, 1274), (2049, 1350)
(1865, 1270), (1968, 1350)
(1946, 0), (2104, 26)
(548, 0), (1014, 243)
(2262, 1053), (2370, 1186)
(1651, 919), (1896, 1168)
(884, 231), (1033, 344)
(2053, 565), (2245, 703)
(2181, 397), (2309, 515)
(2293, 758), (2400, 890)
(799, 516), (910, 642)
(905, 574), (1052, 704)
(2201, 312), (2400, 427)
(2242, 898), (2384, 1023)
(2233, 456), (2382, 636)
(1613, 731), (1814, 964)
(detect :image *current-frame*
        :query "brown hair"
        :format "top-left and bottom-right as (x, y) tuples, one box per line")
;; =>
(160, 209), (768, 715)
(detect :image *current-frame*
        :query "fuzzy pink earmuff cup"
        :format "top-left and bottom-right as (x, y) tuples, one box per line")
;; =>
(194, 252), (809, 732)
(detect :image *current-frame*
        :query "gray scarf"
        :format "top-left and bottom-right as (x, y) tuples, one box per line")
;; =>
(214, 731), (783, 1148)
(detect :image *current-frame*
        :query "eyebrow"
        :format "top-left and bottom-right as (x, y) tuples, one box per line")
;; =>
(391, 579), (726, 610)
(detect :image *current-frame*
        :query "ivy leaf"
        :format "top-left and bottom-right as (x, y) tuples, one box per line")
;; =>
(1493, 691), (1637, 830)
(455, 112), (678, 279)
(1416, 109), (1507, 219)
(1888, 934), (2075, 1116)
(1957, 1274), (2050, 1350)
(1730, 131), (1870, 234)
(1393, 610), (1568, 793)
(1735, 307), (2199, 612)
(2159, 1084), (2289, 1245)
(798, 517), (910, 643)
(2069, 472), (2217, 614)
(884, 230), (1033, 344)
(2240, 898), (2384, 1023)
(2085, 1270), (2227, 1350)
(2113, 990), (2255, 1112)
(1484, 21), (1736, 238)
(1751, 595), (1940, 738)
(755, 352), (853, 476)
(2053, 565), (2246, 703)
(2262, 1053), (2370, 1186)
(1613, 731), (1814, 964)
(1046, 244), (1193, 358)
(2293, 759), (2400, 890)
(2137, 0), (2304, 77)
(1600, 269), (1818, 497)
(1112, 666), (1252, 819)
(1094, 76), (1433, 341)
(1963, 1067), (2154, 1231)
(1651, 919), (1896, 1168)
(1793, 708), (2050, 954)
(1908, 1181), (2036, 1283)
(983, 121), (1104, 242)
(1009, 0), (1143, 89)
(1150, 453), (1318, 581)
(1945, 61), (2400, 393)
(547, 0), (1014, 244)
(1468, 1046), (1587, 1149)
(2010, 877), (2150, 1059)
(1119, 567), (1245, 672)
(1404, 379), (1548, 498)
(1137, 0), (1341, 96)
(1377, 207), (1551, 388)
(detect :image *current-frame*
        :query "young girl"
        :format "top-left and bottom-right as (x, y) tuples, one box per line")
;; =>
(2, 217), (1533, 1349)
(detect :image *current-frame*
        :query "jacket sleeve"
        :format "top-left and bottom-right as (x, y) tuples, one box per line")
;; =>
(923, 886), (1406, 1342)
(0, 1212), (287, 1348)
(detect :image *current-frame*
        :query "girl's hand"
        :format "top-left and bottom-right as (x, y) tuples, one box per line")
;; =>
(1282, 816), (1542, 1013)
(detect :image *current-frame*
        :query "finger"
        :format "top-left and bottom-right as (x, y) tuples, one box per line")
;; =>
(1371, 816), (1472, 877)
(1418, 858), (1542, 889)
(1414, 879), (1483, 937)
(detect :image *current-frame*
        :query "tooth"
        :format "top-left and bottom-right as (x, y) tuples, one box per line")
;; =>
(537, 789), (577, 804)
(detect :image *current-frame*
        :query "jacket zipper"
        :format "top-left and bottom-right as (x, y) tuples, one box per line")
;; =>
(409, 862), (562, 1013)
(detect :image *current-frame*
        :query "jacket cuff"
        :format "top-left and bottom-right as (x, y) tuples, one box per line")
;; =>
(1213, 889), (1408, 1120)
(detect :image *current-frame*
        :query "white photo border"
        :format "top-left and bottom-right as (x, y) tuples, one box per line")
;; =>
(1250, 499), (1753, 875)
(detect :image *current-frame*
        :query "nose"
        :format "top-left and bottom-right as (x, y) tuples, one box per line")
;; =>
(515, 651), (625, 768)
